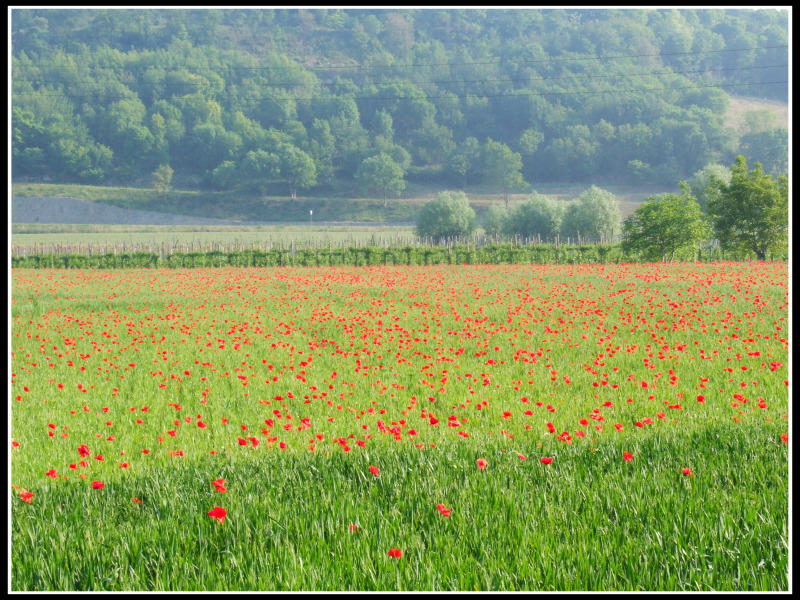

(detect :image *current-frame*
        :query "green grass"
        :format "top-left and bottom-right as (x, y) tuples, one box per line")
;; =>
(11, 183), (422, 223)
(10, 263), (789, 590)
(11, 223), (417, 249)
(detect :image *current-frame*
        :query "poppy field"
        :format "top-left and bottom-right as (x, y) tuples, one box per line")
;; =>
(10, 262), (789, 591)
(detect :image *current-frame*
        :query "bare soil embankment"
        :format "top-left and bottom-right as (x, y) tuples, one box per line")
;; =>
(12, 196), (256, 226)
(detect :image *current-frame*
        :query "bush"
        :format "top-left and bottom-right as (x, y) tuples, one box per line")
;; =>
(415, 190), (476, 241)
(504, 192), (563, 241)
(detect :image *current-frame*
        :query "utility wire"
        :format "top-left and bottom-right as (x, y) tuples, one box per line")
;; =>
(12, 44), (789, 74)
(12, 80), (789, 102)
(13, 63), (789, 91)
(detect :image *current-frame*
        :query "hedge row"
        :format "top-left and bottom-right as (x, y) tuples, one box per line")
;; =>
(11, 243), (740, 269)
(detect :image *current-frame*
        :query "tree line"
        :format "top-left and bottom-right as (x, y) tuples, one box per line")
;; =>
(12, 8), (788, 196)
(416, 156), (788, 262)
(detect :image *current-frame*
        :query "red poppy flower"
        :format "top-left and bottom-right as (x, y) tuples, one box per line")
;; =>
(208, 506), (227, 523)
(212, 478), (227, 493)
(45, 469), (57, 478)
(132, 497), (142, 504)
(369, 465), (380, 477)
(622, 452), (634, 462)
(19, 489), (34, 503)
(92, 480), (105, 489)
(387, 548), (402, 558)
(681, 468), (694, 477)
(540, 457), (553, 464)
(77, 444), (90, 457)
(476, 458), (488, 470)
(781, 433), (788, 444)
(349, 524), (359, 534)
(517, 453), (527, 460)
(12, 440), (19, 448)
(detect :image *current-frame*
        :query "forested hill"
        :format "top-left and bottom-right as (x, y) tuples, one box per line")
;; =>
(12, 8), (789, 195)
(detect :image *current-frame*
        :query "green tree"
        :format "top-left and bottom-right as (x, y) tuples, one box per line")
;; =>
(209, 160), (239, 190)
(707, 155), (788, 260)
(355, 153), (406, 208)
(483, 204), (508, 237)
(738, 128), (788, 176)
(622, 184), (710, 261)
(482, 139), (527, 208)
(416, 191), (476, 240)
(278, 144), (317, 200)
(242, 149), (281, 198)
(504, 192), (564, 242)
(445, 136), (480, 186)
(688, 163), (731, 212)
(561, 186), (621, 244)
(151, 164), (174, 196)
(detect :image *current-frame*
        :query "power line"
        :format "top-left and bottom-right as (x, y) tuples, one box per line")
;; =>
(13, 63), (788, 91)
(12, 80), (788, 102)
(11, 44), (789, 75)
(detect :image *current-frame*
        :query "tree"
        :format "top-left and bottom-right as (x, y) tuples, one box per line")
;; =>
(707, 155), (788, 260)
(355, 153), (406, 208)
(561, 186), (621, 244)
(738, 128), (788, 176)
(622, 184), (711, 261)
(688, 163), (731, 212)
(242, 149), (281, 198)
(483, 204), (508, 237)
(208, 160), (238, 190)
(416, 191), (476, 240)
(151, 164), (174, 196)
(278, 144), (316, 200)
(482, 139), (527, 208)
(504, 192), (564, 241)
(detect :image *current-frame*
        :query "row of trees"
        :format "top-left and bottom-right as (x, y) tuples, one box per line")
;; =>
(417, 186), (621, 244)
(12, 9), (788, 191)
(416, 156), (788, 261)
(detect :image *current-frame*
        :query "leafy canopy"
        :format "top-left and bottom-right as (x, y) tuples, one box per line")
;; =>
(707, 155), (788, 260)
(622, 184), (710, 262)
(416, 190), (476, 240)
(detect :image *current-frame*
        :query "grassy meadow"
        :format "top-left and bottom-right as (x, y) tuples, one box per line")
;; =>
(10, 262), (789, 591)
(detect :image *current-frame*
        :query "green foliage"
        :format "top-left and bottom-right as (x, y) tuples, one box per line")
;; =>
(482, 204), (508, 237)
(622, 185), (710, 261)
(504, 192), (564, 241)
(707, 155), (788, 260)
(355, 153), (406, 207)
(151, 164), (173, 194)
(242, 149), (281, 194)
(415, 190), (476, 240)
(688, 163), (730, 212)
(481, 139), (527, 207)
(278, 144), (317, 199)
(738, 128), (788, 176)
(561, 186), (621, 243)
(9, 9), (788, 189)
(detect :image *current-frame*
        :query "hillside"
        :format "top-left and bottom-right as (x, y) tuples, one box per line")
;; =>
(12, 8), (789, 204)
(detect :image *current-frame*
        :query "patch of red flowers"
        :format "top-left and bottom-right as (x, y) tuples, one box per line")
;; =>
(208, 506), (227, 523)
